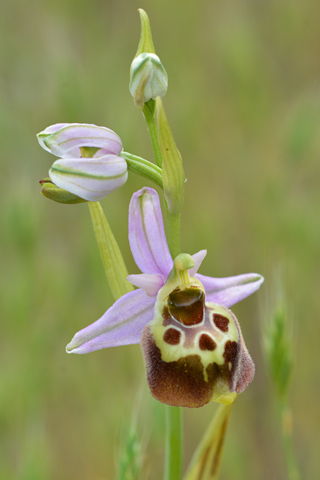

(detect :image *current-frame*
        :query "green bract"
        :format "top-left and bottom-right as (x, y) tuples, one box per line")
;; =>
(156, 98), (185, 215)
(39, 178), (87, 204)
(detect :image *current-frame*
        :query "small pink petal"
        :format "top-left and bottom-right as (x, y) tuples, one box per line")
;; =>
(127, 273), (165, 296)
(189, 250), (207, 276)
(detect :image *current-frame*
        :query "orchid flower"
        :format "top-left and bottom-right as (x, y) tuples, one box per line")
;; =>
(37, 123), (128, 202)
(67, 187), (264, 407)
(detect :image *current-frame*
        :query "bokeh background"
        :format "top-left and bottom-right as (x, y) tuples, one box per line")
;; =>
(1, 0), (319, 478)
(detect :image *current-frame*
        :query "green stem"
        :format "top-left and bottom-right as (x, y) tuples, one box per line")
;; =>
(142, 100), (163, 168)
(165, 209), (181, 259)
(279, 402), (300, 480)
(142, 98), (183, 480)
(164, 406), (183, 480)
(120, 151), (163, 188)
(88, 202), (133, 301)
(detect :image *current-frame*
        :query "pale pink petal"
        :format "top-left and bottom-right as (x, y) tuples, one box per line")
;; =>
(127, 273), (165, 296)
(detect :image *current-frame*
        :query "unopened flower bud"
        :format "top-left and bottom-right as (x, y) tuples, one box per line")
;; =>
(129, 53), (168, 109)
(37, 123), (122, 157)
(37, 123), (128, 202)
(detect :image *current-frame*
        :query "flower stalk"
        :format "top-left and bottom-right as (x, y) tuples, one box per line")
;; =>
(164, 406), (183, 480)
(120, 150), (163, 188)
(142, 100), (163, 168)
(164, 210), (181, 260)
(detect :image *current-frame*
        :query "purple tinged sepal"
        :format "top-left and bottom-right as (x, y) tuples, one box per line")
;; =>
(198, 272), (264, 308)
(37, 123), (122, 157)
(66, 289), (155, 354)
(49, 154), (128, 202)
(141, 255), (255, 408)
(129, 187), (173, 276)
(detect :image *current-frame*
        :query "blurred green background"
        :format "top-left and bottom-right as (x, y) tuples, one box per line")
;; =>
(1, 0), (319, 478)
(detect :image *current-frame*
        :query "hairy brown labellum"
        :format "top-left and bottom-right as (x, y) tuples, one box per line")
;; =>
(141, 278), (254, 408)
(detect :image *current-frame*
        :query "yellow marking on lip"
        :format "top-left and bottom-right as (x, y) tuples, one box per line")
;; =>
(151, 299), (239, 385)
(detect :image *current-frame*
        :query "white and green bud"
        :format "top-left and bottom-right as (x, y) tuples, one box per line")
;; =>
(129, 53), (168, 109)
(37, 123), (128, 202)
(130, 9), (168, 109)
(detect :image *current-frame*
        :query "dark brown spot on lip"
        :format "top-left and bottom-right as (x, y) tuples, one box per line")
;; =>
(168, 287), (204, 325)
(141, 325), (234, 408)
(199, 333), (216, 351)
(223, 340), (239, 389)
(213, 314), (229, 332)
(163, 328), (181, 345)
(223, 340), (238, 364)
